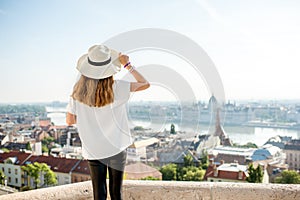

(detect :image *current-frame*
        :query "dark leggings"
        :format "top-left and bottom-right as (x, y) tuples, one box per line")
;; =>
(88, 150), (127, 200)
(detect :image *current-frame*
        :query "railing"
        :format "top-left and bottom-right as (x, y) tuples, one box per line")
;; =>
(0, 180), (299, 200)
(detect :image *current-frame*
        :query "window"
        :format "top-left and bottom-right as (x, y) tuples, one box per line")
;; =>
(8, 168), (11, 174)
(15, 169), (18, 175)
(64, 177), (69, 184)
(2, 167), (4, 172)
(8, 177), (11, 183)
(15, 178), (18, 184)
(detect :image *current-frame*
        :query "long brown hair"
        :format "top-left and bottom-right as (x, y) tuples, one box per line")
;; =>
(72, 75), (114, 107)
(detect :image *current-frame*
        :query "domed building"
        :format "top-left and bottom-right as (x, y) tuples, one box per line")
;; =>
(251, 144), (282, 161)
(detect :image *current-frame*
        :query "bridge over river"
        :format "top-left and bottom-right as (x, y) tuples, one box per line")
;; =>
(46, 107), (67, 114)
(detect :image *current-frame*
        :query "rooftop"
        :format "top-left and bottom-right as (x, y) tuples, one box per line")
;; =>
(284, 139), (300, 150)
(209, 146), (255, 157)
(72, 159), (90, 174)
(33, 155), (81, 173)
(0, 151), (32, 165)
(129, 137), (159, 148)
(218, 163), (247, 172)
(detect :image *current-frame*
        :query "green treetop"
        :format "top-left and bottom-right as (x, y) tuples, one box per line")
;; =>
(275, 170), (300, 184)
(246, 163), (263, 183)
(22, 162), (57, 189)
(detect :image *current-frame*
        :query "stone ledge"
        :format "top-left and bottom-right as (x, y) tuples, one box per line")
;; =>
(0, 180), (299, 200)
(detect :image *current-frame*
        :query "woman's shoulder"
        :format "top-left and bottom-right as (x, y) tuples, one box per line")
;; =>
(114, 80), (130, 90)
(113, 80), (131, 103)
(114, 79), (130, 84)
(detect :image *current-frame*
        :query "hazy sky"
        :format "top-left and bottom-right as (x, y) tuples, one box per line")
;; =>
(0, 0), (300, 103)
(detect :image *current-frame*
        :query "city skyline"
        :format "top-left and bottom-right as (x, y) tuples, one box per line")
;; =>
(1, 0), (300, 103)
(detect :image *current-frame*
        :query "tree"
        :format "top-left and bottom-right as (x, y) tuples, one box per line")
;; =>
(0, 148), (9, 153)
(275, 170), (300, 184)
(0, 170), (5, 185)
(233, 142), (258, 148)
(0, 105), (46, 114)
(133, 126), (144, 131)
(246, 163), (263, 183)
(22, 162), (41, 189)
(184, 154), (194, 167)
(181, 166), (205, 181)
(200, 150), (209, 170)
(176, 165), (205, 181)
(140, 176), (160, 181)
(160, 164), (177, 180)
(26, 142), (32, 151)
(42, 145), (49, 153)
(20, 186), (33, 191)
(161, 154), (205, 182)
(170, 124), (176, 134)
(244, 142), (258, 148)
(42, 136), (55, 148)
(247, 163), (256, 183)
(22, 162), (57, 189)
(256, 165), (263, 183)
(43, 169), (57, 186)
(41, 136), (55, 154)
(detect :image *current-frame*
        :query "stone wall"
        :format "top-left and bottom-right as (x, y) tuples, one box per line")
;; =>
(0, 180), (299, 200)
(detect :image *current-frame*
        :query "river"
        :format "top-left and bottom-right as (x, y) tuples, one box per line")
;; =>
(47, 107), (300, 147)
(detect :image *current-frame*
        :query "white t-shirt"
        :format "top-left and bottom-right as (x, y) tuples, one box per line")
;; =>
(66, 80), (132, 159)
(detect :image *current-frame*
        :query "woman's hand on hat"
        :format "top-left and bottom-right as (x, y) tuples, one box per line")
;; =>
(119, 54), (129, 66)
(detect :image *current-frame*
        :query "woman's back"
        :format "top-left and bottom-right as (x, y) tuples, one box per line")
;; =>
(67, 80), (132, 159)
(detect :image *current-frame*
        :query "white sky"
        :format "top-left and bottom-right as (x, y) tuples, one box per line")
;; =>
(0, 0), (299, 103)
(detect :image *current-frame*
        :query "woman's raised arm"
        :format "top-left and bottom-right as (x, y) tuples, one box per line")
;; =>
(119, 54), (150, 92)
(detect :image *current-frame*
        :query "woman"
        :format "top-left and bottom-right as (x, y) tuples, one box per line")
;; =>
(66, 44), (150, 200)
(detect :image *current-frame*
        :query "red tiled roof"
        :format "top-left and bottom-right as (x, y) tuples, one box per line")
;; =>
(0, 151), (32, 165)
(0, 152), (85, 174)
(39, 120), (51, 127)
(204, 165), (215, 180)
(72, 160), (90, 175)
(125, 162), (160, 174)
(23, 155), (39, 165)
(32, 156), (80, 173)
(204, 163), (224, 180)
(125, 163), (162, 180)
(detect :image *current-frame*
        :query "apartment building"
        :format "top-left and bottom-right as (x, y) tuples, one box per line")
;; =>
(0, 151), (91, 189)
(0, 151), (32, 189)
(284, 139), (300, 170)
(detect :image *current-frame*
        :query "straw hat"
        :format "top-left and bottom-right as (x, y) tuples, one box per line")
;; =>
(76, 45), (121, 79)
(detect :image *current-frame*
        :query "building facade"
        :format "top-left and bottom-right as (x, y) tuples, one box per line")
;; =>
(284, 139), (300, 170)
(0, 151), (32, 189)
(0, 151), (91, 189)
(71, 160), (90, 183)
(205, 160), (248, 182)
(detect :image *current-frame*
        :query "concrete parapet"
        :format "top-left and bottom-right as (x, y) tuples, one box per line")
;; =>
(0, 180), (299, 200)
